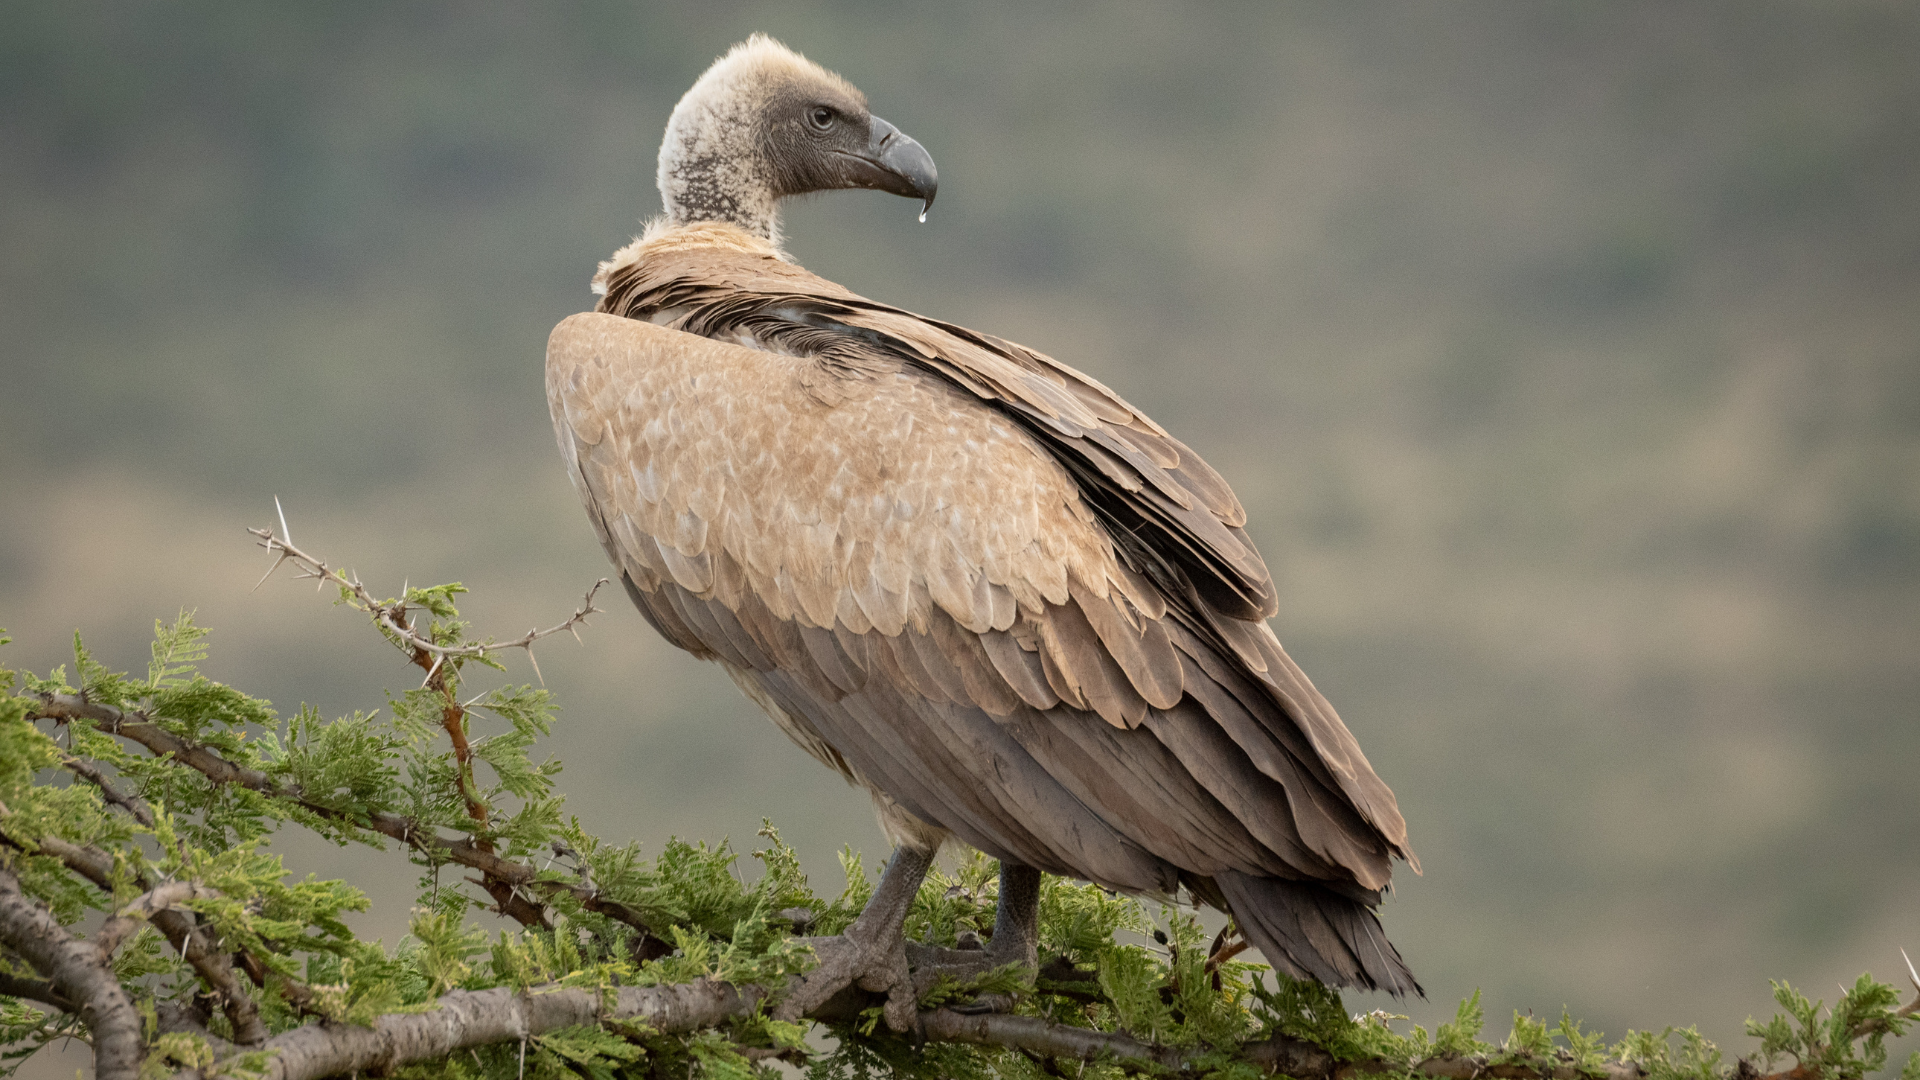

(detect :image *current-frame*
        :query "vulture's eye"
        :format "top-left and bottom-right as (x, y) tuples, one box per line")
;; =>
(807, 106), (835, 131)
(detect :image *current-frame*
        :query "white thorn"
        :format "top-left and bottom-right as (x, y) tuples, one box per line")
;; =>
(252, 552), (290, 593)
(274, 496), (291, 547)
(1902, 947), (1919, 993)
(527, 647), (544, 687)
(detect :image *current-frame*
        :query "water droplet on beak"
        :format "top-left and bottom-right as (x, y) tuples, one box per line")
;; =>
(918, 199), (931, 224)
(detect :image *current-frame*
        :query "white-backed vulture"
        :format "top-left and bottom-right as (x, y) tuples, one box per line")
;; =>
(546, 35), (1419, 1027)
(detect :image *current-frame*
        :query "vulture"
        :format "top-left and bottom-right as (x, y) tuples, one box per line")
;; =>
(546, 35), (1419, 1028)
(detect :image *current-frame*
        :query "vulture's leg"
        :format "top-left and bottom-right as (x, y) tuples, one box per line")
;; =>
(777, 844), (934, 1031)
(902, 861), (1044, 1013)
(984, 862), (1041, 966)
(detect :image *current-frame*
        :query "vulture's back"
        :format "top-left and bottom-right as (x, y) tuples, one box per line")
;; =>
(548, 223), (1420, 993)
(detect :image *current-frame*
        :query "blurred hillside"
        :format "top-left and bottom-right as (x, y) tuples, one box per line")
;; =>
(3, 1), (1918, 1071)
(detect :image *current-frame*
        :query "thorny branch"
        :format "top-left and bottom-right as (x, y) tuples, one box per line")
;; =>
(249, 510), (605, 929)
(1850, 949), (1920, 1039)
(247, 510), (606, 682)
(25, 694), (667, 956)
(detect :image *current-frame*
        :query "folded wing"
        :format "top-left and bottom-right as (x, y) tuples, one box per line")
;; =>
(547, 307), (1417, 991)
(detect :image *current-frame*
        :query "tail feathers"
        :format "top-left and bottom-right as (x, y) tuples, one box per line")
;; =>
(1215, 870), (1421, 998)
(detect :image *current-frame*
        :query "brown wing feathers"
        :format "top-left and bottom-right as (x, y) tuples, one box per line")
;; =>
(596, 244), (1409, 845)
(555, 229), (1417, 992)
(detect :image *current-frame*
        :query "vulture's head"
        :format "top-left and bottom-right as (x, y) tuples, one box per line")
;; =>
(657, 35), (937, 243)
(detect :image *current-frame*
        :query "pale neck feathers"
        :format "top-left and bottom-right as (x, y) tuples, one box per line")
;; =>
(655, 34), (863, 245)
(592, 220), (786, 299)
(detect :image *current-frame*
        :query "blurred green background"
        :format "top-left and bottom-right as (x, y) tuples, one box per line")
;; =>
(4, 0), (1918, 1071)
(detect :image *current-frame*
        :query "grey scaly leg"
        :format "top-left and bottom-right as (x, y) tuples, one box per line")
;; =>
(776, 845), (934, 1032)
(986, 862), (1041, 966)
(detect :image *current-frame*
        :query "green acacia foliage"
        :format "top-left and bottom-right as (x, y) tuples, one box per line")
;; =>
(2, 579), (1918, 1080)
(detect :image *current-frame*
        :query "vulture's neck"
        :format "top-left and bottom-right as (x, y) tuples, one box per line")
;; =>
(593, 220), (787, 304)
(658, 125), (780, 242)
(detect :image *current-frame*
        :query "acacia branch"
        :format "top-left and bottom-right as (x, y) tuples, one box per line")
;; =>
(162, 971), (1650, 1080)
(246, 520), (606, 672)
(247, 516), (607, 931)
(47, 753), (268, 1033)
(19, 700), (1656, 1077)
(175, 977), (760, 1080)
(0, 866), (143, 1080)
(62, 755), (156, 828)
(95, 881), (219, 959)
(27, 694), (665, 950)
(0, 966), (78, 1012)
(6, 829), (273, 1044)
(1850, 948), (1920, 1040)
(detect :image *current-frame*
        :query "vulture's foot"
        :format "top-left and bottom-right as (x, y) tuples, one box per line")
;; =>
(775, 846), (936, 1032)
(781, 929), (919, 1031)
(904, 862), (1045, 1014)
(904, 936), (1035, 1013)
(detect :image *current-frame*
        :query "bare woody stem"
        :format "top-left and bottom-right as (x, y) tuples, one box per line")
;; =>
(94, 881), (219, 959)
(0, 866), (143, 1080)
(246, 522), (605, 674)
(168, 971), (1654, 1080)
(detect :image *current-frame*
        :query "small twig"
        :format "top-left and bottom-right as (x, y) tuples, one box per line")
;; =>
(60, 756), (156, 829)
(247, 520), (606, 667)
(95, 881), (218, 959)
(248, 510), (606, 931)
(1205, 922), (1251, 974)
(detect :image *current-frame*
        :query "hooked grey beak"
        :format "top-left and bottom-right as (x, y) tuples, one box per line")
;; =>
(839, 115), (938, 218)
